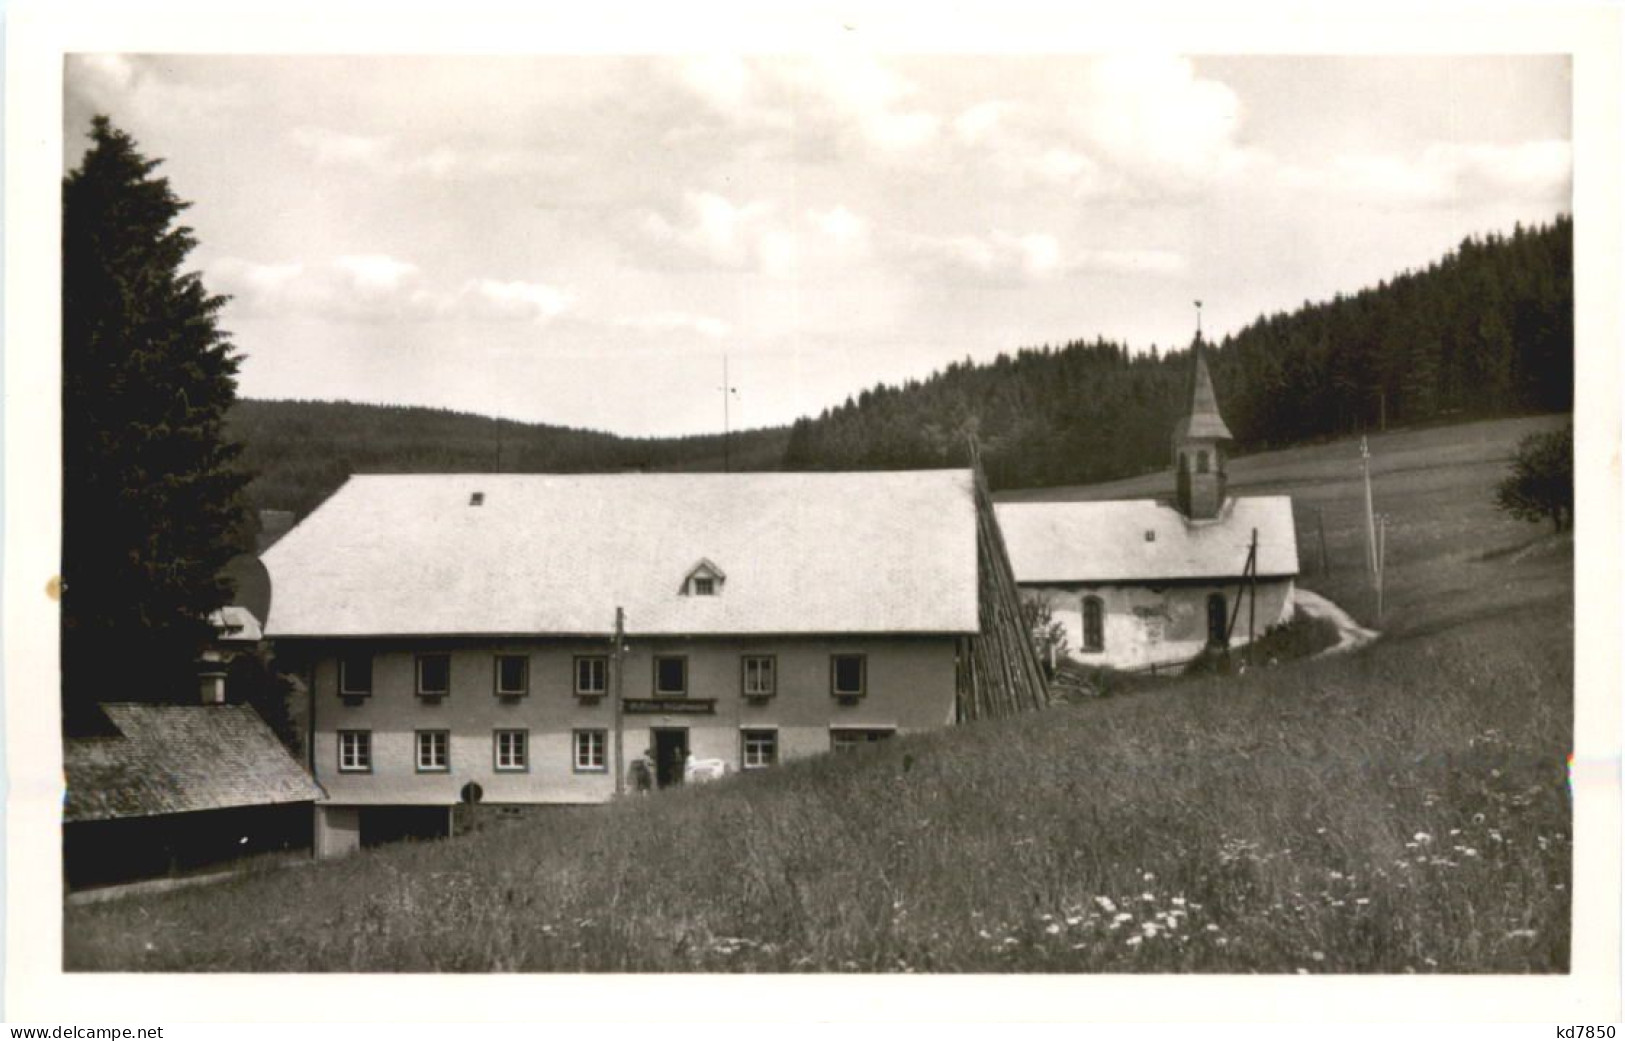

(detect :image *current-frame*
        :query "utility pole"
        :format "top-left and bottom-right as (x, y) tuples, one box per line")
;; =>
(1316, 506), (1330, 577)
(612, 606), (626, 797)
(1248, 527), (1258, 664)
(1361, 436), (1378, 575)
(719, 355), (738, 472)
(1375, 514), (1388, 624)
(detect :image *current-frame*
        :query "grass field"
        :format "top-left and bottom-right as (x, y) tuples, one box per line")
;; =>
(64, 416), (1574, 973)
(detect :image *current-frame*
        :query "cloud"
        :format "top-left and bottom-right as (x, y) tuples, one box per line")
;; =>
(670, 53), (940, 156)
(947, 58), (1244, 199)
(1282, 140), (1572, 206)
(613, 311), (733, 338)
(904, 230), (1185, 282)
(286, 125), (538, 181)
(66, 55), (250, 145)
(640, 191), (793, 273)
(210, 255), (572, 325)
(808, 205), (870, 247)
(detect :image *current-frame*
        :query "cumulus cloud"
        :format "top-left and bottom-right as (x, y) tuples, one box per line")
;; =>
(946, 57), (1244, 199)
(210, 255), (572, 324)
(670, 53), (940, 156)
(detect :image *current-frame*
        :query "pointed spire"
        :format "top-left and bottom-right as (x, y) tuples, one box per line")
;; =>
(1177, 326), (1233, 443)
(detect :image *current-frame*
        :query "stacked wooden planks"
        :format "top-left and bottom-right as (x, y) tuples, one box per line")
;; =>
(956, 450), (1052, 721)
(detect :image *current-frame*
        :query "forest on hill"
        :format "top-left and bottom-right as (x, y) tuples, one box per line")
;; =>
(226, 401), (789, 519)
(784, 218), (1572, 488)
(228, 217), (1570, 519)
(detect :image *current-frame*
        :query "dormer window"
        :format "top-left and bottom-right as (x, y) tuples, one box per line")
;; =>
(680, 559), (726, 597)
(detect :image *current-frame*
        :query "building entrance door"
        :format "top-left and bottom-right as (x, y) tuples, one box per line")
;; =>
(652, 728), (688, 789)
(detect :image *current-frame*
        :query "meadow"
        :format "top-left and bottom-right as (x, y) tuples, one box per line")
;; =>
(64, 415), (1574, 973)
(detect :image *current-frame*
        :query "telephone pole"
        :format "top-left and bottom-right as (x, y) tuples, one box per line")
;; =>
(612, 606), (626, 797)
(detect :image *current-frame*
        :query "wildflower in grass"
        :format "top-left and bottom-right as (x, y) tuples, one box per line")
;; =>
(1506, 929), (1538, 940)
(1141, 892), (1155, 902)
(1125, 936), (1142, 947)
(1205, 924), (1220, 932)
(1414, 832), (1432, 844)
(1355, 898), (1370, 906)
(1143, 871), (1156, 882)
(1171, 897), (1186, 907)
(1113, 912), (1133, 923)
(1045, 923), (1061, 936)
(1065, 916), (1082, 926)
(1094, 896), (1116, 913)
(1311, 951), (1326, 962)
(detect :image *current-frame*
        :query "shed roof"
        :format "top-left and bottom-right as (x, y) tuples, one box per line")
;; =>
(64, 704), (323, 823)
(264, 471), (980, 637)
(994, 496), (1299, 583)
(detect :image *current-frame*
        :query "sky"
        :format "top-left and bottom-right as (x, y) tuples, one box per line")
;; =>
(63, 53), (1572, 438)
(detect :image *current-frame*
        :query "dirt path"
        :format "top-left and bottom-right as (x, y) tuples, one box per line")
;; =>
(1295, 588), (1379, 656)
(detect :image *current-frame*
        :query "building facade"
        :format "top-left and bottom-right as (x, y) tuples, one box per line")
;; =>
(263, 470), (983, 857)
(997, 336), (1299, 672)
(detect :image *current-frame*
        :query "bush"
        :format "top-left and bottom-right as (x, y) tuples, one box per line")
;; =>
(1495, 425), (1572, 533)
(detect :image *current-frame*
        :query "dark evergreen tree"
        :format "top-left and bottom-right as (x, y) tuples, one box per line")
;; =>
(62, 116), (251, 730)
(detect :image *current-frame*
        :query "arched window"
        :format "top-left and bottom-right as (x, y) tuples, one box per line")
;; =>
(1207, 593), (1228, 647)
(1082, 595), (1105, 653)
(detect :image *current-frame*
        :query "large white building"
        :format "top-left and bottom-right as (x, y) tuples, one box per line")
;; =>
(997, 337), (1299, 672)
(262, 469), (1037, 856)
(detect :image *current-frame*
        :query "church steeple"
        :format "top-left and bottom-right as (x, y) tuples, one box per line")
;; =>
(1173, 305), (1232, 519)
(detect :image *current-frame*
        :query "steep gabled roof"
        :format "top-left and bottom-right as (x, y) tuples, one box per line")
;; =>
(994, 496), (1299, 583)
(64, 704), (322, 823)
(264, 471), (980, 637)
(1173, 338), (1234, 443)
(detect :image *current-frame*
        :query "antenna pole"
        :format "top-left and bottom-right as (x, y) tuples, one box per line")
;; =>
(723, 355), (731, 473)
(1195, 299), (1203, 339)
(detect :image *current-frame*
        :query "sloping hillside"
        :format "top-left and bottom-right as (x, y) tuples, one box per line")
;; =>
(225, 399), (790, 519)
(67, 416), (1573, 973)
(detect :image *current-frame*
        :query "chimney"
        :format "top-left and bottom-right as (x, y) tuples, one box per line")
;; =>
(199, 654), (227, 705)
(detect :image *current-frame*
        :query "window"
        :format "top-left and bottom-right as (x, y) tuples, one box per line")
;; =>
(741, 729), (778, 770)
(1197, 450), (1210, 474)
(338, 730), (371, 773)
(742, 655), (776, 697)
(494, 729), (528, 772)
(415, 730), (449, 772)
(495, 654), (528, 696)
(574, 655), (608, 696)
(339, 651), (372, 696)
(654, 656), (687, 696)
(830, 728), (894, 753)
(573, 729), (608, 773)
(831, 654), (866, 697)
(416, 653), (451, 696)
(1082, 596), (1105, 653)
(693, 577), (715, 596)
(1207, 593), (1229, 647)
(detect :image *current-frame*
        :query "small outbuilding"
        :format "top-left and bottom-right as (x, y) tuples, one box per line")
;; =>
(63, 702), (323, 889)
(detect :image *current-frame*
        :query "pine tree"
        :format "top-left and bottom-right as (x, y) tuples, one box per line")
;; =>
(62, 115), (251, 731)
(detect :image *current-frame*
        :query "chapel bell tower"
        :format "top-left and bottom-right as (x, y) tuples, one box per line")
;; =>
(1173, 305), (1233, 520)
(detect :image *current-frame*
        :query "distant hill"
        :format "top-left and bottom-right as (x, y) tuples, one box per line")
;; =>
(783, 217), (1571, 490)
(227, 217), (1570, 520)
(225, 399), (788, 520)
